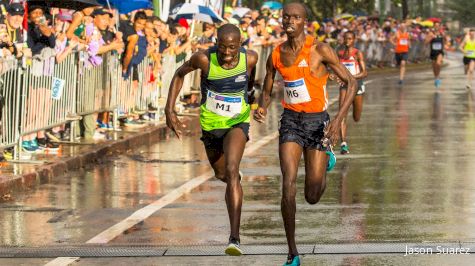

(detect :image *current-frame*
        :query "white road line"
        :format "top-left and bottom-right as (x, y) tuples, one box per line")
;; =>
(44, 257), (79, 266)
(45, 97), (338, 266)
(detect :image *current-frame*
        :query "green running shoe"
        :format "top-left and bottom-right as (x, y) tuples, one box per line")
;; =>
(340, 142), (350, 155)
(283, 255), (300, 266)
(326, 148), (336, 172)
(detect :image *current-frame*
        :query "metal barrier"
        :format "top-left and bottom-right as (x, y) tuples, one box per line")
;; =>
(20, 51), (77, 136)
(359, 39), (430, 67)
(135, 56), (159, 112)
(76, 52), (117, 116)
(250, 45), (273, 88)
(0, 58), (21, 150)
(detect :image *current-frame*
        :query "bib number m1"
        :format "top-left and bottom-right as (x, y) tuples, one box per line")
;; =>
(206, 91), (242, 118)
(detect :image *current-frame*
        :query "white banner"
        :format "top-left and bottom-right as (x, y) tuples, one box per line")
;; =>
(51, 77), (65, 100)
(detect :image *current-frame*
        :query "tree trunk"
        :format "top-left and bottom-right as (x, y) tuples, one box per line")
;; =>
(417, 0), (424, 16)
(402, 0), (409, 19)
(332, 0), (337, 17)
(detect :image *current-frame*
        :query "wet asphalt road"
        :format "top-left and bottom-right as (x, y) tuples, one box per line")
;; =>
(2, 54), (475, 265)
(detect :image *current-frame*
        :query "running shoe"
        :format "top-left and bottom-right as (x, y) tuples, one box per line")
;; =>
(30, 139), (39, 150)
(326, 148), (337, 172)
(46, 131), (62, 142)
(340, 142), (350, 155)
(224, 237), (242, 256)
(283, 255), (300, 266)
(3, 149), (13, 161)
(435, 79), (441, 88)
(398, 80), (403, 85)
(22, 140), (37, 153)
(38, 139), (60, 151)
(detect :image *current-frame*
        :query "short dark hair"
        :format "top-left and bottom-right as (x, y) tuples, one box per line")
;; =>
(257, 15), (267, 22)
(217, 24), (241, 40)
(284, 2), (310, 20)
(169, 23), (181, 35)
(134, 11), (147, 21)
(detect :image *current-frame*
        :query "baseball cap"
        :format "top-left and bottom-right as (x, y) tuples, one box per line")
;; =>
(7, 3), (24, 16)
(178, 18), (189, 30)
(92, 8), (113, 18)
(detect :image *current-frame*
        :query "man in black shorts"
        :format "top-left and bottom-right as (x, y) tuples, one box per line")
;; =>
(165, 24), (258, 256)
(425, 22), (446, 88)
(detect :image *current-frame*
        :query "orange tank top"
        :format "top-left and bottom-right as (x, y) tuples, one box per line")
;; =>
(395, 31), (409, 53)
(272, 35), (329, 113)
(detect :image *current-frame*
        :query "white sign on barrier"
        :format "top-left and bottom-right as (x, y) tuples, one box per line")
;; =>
(51, 77), (65, 100)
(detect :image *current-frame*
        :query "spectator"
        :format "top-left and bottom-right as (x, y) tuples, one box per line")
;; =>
(93, 8), (124, 55)
(194, 22), (216, 51)
(66, 6), (96, 42)
(122, 10), (147, 79)
(3, 3), (27, 58)
(27, 5), (56, 55)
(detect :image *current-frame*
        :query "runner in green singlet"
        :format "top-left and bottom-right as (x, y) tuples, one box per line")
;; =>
(460, 29), (475, 89)
(165, 24), (258, 256)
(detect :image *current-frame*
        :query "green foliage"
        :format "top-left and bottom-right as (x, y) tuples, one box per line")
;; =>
(446, 0), (475, 26)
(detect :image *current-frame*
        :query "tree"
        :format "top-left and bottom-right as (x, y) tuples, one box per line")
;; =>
(446, 0), (475, 26)
(401, 0), (408, 19)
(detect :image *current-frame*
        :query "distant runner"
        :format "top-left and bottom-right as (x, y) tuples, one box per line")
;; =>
(336, 31), (368, 154)
(460, 29), (475, 89)
(391, 24), (410, 85)
(425, 22), (447, 88)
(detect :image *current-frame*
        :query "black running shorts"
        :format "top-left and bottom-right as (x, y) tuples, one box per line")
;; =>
(279, 109), (330, 150)
(201, 123), (250, 152)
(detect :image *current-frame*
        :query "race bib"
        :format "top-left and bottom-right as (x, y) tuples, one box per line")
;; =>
(432, 43), (442, 50)
(467, 50), (475, 57)
(399, 39), (408, 45)
(343, 62), (358, 75)
(283, 78), (311, 104)
(206, 91), (242, 118)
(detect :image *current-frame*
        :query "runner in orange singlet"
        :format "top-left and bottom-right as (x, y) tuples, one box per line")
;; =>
(336, 31), (368, 154)
(253, 3), (357, 265)
(391, 24), (410, 85)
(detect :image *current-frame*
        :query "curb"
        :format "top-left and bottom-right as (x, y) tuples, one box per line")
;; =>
(0, 117), (194, 201)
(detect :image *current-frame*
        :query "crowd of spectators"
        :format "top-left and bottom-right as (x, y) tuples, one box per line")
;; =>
(0, 0), (460, 159)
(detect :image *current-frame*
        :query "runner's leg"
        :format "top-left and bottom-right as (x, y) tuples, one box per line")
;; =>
(223, 127), (247, 240)
(353, 95), (364, 122)
(280, 142), (303, 257)
(339, 88), (348, 143)
(303, 149), (328, 205)
(400, 59), (406, 81)
(205, 147), (226, 182)
(468, 60), (475, 87)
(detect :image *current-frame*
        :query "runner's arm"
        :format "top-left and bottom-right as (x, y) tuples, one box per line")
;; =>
(319, 43), (357, 144)
(247, 50), (259, 104)
(165, 51), (207, 139)
(165, 51), (206, 114)
(354, 51), (368, 80)
(258, 52), (276, 109)
(459, 39), (466, 53)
